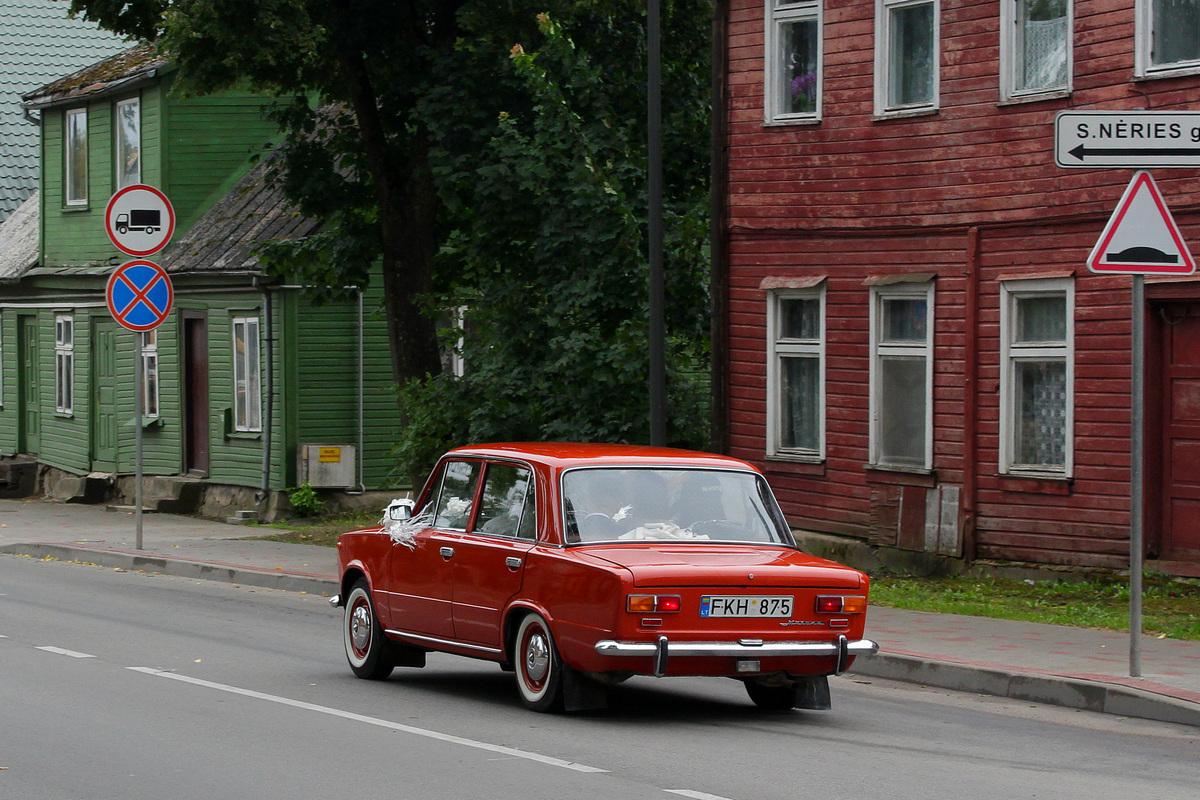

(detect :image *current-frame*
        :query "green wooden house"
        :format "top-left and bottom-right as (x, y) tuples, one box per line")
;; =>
(0, 44), (405, 518)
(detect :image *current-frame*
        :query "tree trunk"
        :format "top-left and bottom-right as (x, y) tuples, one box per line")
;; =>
(380, 138), (443, 387)
(341, 53), (443, 388)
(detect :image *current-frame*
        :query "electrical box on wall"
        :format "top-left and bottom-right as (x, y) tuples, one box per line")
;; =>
(297, 444), (356, 488)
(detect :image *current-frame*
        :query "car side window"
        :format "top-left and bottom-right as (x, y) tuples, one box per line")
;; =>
(432, 460), (480, 530)
(475, 463), (535, 540)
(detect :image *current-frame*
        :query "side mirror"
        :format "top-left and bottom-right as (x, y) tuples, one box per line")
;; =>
(387, 499), (415, 521)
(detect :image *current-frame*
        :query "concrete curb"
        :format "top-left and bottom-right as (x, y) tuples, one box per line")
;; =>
(0, 543), (338, 596)
(849, 652), (1200, 729)
(4, 542), (1197, 729)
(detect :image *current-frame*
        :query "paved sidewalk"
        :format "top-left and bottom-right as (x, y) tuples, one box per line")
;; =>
(2, 496), (1198, 727)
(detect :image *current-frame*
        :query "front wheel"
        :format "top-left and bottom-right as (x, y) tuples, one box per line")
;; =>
(343, 580), (395, 680)
(514, 613), (563, 712)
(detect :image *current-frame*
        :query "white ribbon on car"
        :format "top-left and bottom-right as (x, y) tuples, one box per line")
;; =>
(382, 508), (431, 550)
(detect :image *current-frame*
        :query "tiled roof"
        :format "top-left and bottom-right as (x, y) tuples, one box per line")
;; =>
(158, 154), (322, 275)
(0, 190), (38, 281)
(0, 0), (128, 220)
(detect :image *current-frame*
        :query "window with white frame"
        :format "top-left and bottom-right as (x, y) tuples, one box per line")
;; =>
(232, 317), (262, 432)
(55, 315), (74, 414)
(64, 108), (88, 206)
(875, 0), (939, 115)
(1000, 279), (1073, 476)
(870, 282), (933, 469)
(1138, 0), (1200, 75)
(140, 330), (159, 418)
(1002, 0), (1071, 98)
(115, 97), (141, 190)
(765, 0), (822, 122)
(766, 288), (825, 459)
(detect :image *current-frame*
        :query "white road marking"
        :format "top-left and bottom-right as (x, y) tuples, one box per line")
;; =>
(36, 646), (96, 659)
(666, 791), (735, 800)
(128, 668), (608, 774)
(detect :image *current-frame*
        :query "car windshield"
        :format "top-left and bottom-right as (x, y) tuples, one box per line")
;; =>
(561, 467), (794, 545)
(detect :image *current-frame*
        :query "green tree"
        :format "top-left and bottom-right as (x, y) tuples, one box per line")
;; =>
(393, 10), (710, 478)
(63, 0), (712, 476)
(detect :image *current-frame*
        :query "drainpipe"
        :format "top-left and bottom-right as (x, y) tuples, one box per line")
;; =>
(259, 281), (273, 507)
(709, 0), (730, 453)
(962, 227), (981, 562)
(351, 287), (365, 494)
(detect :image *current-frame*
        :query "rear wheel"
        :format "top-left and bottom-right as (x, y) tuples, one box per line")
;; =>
(343, 579), (395, 680)
(744, 679), (797, 711)
(514, 613), (563, 712)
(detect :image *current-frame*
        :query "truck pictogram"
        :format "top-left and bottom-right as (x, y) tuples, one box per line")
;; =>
(115, 209), (161, 235)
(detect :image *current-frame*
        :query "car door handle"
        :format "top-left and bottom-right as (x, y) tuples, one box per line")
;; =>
(439, 546), (455, 559)
(505, 556), (523, 570)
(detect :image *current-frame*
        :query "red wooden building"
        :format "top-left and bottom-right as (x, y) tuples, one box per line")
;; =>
(714, 0), (1200, 574)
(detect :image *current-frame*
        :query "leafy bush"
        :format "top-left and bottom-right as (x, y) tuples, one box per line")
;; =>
(288, 483), (326, 518)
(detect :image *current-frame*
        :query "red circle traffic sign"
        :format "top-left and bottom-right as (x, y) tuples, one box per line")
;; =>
(106, 260), (174, 332)
(105, 185), (176, 256)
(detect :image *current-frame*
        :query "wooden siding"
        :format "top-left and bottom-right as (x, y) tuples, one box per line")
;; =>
(290, 275), (405, 492)
(162, 85), (279, 234)
(725, 0), (1200, 568)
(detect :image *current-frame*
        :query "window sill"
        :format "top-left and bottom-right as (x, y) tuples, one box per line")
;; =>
(995, 473), (1072, 495)
(864, 464), (937, 487)
(123, 416), (163, 429)
(763, 116), (822, 128)
(1134, 63), (1200, 82)
(225, 431), (263, 441)
(763, 455), (826, 477)
(61, 204), (91, 213)
(997, 89), (1071, 106)
(872, 106), (939, 122)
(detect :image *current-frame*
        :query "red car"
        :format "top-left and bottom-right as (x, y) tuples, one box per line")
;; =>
(332, 443), (878, 712)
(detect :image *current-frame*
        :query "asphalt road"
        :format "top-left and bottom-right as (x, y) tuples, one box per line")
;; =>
(2, 555), (1197, 800)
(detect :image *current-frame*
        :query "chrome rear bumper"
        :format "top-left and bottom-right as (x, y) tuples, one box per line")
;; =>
(594, 635), (879, 677)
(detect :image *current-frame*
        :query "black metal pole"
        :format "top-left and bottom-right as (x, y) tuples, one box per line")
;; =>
(648, 0), (667, 446)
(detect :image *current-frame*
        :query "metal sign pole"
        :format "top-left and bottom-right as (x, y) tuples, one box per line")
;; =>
(135, 337), (144, 551)
(1130, 274), (1144, 677)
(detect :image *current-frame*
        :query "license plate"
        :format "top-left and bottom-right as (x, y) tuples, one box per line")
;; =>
(699, 595), (794, 618)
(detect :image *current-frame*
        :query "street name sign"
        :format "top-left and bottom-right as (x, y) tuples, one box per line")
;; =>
(1055, 111), (1200, 169)
(106, 259), (175, 331)
(1087, 171), (1196, 275)
(105, 184), (176, 256)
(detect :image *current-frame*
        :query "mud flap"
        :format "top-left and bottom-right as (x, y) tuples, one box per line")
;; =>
(794, 675), (832, 711)
(562, 663), (610, 712)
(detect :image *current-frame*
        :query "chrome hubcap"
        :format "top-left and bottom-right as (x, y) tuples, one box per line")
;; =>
(524, 632), (549, 683)
(350, 603), (371, 653)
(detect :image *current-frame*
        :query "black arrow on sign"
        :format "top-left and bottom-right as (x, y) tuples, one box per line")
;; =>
(1069, 144), (1200, 161)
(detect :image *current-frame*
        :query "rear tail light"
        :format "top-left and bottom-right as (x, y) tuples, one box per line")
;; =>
(627, 594), (682, 613)
(815, 595), (867, 614)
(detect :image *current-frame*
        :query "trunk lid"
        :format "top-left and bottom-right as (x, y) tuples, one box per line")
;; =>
(583, 545), (864, 588)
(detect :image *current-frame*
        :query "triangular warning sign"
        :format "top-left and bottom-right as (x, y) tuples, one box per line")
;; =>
(1088, 171), (1196, 275)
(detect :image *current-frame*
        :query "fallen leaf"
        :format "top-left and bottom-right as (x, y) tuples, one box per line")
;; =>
(194, 659), (202, 663)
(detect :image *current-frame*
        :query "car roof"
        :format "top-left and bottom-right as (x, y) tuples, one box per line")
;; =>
(444, 442), (761, 473)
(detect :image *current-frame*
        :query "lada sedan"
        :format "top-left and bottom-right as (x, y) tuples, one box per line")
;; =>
(332, 443), (878, 712)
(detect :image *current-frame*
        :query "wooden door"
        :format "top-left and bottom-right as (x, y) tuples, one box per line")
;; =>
(90, 320), (119, 470)
(183, 313), (210, 475)
(18, 315), (40, 454)
(1160, 303), (1200, 561)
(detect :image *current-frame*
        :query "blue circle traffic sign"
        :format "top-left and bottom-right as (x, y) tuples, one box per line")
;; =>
(106, 260), (174, 332)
